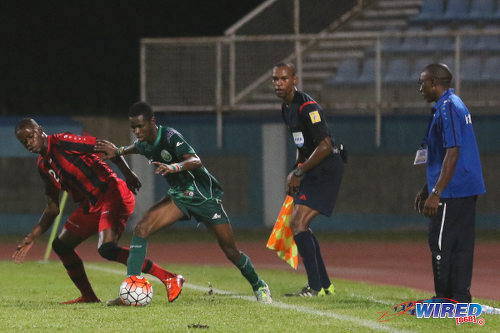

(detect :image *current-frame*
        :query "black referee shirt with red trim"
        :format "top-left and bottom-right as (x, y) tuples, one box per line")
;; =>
(281, 90), (333, 158)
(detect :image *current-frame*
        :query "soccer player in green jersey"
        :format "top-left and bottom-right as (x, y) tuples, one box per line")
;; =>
(96, 101), (271, 305)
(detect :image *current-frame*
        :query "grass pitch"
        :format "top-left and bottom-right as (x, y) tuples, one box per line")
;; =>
(1, 260), (499, 332)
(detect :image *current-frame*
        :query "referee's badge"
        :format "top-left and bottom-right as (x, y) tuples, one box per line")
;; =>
(309, 110), (321, 124)
(160, 149), (172, 162)
(292, 132), (304, 147)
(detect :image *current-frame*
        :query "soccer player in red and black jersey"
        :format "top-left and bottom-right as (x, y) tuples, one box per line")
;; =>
(13, 118), (183, 304)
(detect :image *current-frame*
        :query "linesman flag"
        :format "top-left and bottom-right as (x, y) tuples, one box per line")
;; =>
(266, 195), (298, 269)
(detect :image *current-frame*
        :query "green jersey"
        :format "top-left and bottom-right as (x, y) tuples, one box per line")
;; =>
(134, 125), (224, 204)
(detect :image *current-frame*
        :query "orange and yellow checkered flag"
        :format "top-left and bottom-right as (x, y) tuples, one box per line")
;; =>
(266, 195), (298, 269)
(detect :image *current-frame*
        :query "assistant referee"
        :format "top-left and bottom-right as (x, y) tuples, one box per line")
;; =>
(272, 63), (344, 297)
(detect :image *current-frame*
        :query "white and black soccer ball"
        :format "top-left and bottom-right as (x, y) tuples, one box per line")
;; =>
(119, 275), (153, 306)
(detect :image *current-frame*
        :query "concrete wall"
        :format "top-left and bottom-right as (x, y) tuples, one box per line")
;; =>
(1, 114), (499, 234)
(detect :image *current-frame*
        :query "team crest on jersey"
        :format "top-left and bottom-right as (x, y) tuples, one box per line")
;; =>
(160, 149), (172, 162)
(292, 132), (304, 148)
(309, 110), (321, 124)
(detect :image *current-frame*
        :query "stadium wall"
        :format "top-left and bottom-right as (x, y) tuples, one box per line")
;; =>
(1, 114), (499, 234)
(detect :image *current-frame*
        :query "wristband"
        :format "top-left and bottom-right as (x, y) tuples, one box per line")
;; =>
(116, 146), (126, 156)
(171, 163), (182, 173)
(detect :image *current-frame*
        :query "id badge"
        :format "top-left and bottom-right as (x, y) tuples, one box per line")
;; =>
(413, 148), (427, 165)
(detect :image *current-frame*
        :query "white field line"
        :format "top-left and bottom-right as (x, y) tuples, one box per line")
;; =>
(86, 264), (414, 333)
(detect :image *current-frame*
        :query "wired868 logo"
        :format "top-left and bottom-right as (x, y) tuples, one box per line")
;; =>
(378, 298), (486, 326)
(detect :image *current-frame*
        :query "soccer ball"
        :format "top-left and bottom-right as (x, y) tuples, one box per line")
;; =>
(119, 275), (153, 306)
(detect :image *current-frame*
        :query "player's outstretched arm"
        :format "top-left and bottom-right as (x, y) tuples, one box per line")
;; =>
(152, 154), (202, 176)
(112, 156), (142, 194)
(12, 192), (60, 263)
(94, 139), (137, 159)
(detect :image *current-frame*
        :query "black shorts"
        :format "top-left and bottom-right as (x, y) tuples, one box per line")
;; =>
(293, 154), (344, 216)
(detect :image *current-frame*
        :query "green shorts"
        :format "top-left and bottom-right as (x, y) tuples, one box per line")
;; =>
(172, 197), (230, 225)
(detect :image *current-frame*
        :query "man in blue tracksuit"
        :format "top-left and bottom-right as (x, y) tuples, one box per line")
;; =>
(414, 63), (486, 303)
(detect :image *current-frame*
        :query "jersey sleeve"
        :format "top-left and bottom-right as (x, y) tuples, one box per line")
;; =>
(166, 128), (196, 157)
(441, 101), (463, 148)
(301, 103), (330, 146)
(52, 133), (97, 153)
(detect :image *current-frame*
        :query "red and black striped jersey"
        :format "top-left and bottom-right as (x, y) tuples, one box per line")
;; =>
(37, 132), (117, 205)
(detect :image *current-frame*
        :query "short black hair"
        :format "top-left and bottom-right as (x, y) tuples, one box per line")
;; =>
(423, 63), (453, 86)
(129, 101), (154, 120)
(274, 62), (296, 76)
(15, 118), (38, 134)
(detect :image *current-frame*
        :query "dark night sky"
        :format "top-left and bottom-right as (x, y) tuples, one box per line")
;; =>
(1, 0), (264, 116)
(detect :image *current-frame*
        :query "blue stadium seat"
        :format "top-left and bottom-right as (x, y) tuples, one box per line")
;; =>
(469, 0), (495, 20)
(442, 0), (469, 21)
(426, 26), (454, 51)
(476, 24), (500, 50)
(400, 26), (427, 51)
(326, 59), (360, 84)
(481, 56), (500, 80)
(358, 58), (376, 83)
(384, 58), (411, 82)
(458, 24), (480, 51)
(460, 56), (482, 81)
(381, 27), (404, 53)
(494, 1), (500, 19)
(409, 0), (445, 23)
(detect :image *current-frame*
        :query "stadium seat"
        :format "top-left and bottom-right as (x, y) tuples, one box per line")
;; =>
(469, 0), (495, 20)
(384, 58), (411, 82)
(325, 59), (360, 84)
(460, 55), (482, 81)
(358, 58), (377, 83)
(381, 27), (404, 53)
(426, 26), (454, 51)
(442, 0), (469, 22)
(458, 24), (480, 51)
(476, 24), (500, 51)
(494, 1), (500, 19)
(481, 56), (500, 80)
(400, 26), (427, 51)
(409, 0), (445, 23)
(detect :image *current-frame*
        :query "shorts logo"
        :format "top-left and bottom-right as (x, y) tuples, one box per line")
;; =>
(160, 149), (172, 162)
(309, 110), (321, 124)
(212, 213), (221, 219)
(292, 132), (304, 148)
(176, 141), (184, 147)
(300, 194), (307, 200)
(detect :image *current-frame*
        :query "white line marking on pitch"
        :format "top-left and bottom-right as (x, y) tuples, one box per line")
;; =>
(87, 264), (414, 333)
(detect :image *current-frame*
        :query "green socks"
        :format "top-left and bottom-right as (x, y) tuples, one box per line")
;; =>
(127, 236), (147, 276)
(235, 252), (265, 291)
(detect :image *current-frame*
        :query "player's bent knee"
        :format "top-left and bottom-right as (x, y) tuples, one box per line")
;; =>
(133, 223), (151, 239)
(52, 237), (74, 256)
(98, 242), (120, 261)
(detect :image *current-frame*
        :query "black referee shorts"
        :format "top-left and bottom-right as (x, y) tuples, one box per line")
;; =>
(293, 153), (344, 216)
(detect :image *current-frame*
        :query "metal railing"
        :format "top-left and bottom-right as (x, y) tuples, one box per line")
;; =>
(140, 26), (500, 146)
